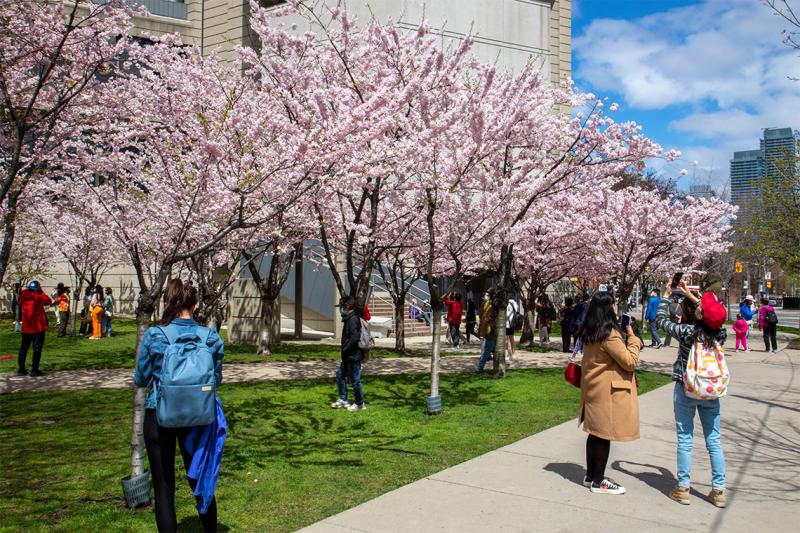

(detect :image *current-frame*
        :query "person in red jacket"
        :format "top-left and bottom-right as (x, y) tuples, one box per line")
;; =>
(17, 280), (53, 376)
(444, 292), (464, 348)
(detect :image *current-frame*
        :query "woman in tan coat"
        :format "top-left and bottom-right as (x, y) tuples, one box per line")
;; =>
(577, 292), (643, 495)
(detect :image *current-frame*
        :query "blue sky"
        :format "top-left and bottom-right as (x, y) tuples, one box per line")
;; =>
(571, 0), (800, 194)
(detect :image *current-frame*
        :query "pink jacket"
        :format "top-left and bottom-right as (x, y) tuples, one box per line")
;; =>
(758, 305), (775, 329)
(732, 319), (749, 335)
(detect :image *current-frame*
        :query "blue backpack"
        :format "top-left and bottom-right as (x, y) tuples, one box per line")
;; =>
(156, 325), (216, 428)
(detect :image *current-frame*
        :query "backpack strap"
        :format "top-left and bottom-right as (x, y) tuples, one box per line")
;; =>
(157, 324), (180, 346)
(196, 326), (212, 346)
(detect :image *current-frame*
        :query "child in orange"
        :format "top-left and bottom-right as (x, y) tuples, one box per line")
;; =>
(732, 313), (749, 352)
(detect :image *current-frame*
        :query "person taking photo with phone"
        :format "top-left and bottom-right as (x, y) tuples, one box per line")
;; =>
(656, 278), (728, 508)
(576, 292), (643, 495)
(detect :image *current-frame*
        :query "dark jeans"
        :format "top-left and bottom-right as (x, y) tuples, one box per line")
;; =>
(18, 332), (45, 373)
(763, 324), (778, 351)
(465, 322), (480, 342)
(586, 434), (611, 484)
(58, 312), (69, 336)
(448, 323), (461, 347)
(336, 360), (364, 406)
(560, 323), (572, 352)
(143, 410), (217, 533)
(648, 319), (661, 345)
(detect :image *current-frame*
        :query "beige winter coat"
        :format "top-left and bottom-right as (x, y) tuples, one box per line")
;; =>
(579, 329), (643, 442)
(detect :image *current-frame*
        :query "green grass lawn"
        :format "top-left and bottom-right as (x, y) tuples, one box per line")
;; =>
(0, 368), (670, 532)
(0, 318), (427, 374)
(777, 324), (800, 335)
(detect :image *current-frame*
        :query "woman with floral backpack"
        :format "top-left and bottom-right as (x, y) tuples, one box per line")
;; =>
(656, 278), (728, 508)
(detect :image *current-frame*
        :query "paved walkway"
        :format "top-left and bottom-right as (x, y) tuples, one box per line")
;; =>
(301, 342), (800, 533)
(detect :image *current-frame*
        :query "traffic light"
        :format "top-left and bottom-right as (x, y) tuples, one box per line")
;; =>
(735, 261), (743, 273)
(767, 281), (772, 289)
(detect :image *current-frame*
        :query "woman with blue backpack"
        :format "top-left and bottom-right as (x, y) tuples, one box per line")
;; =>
(656, 278), (728, 508)
(134, 279), (225, 532)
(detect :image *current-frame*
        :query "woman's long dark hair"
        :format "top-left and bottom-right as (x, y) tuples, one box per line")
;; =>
(94, 284), (104, 299)
(160, 279), (198, 325)
(576, 292), (620, 344)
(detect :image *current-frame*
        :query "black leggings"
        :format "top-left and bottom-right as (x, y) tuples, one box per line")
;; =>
(465, 322), (480, 343)
(586, 434), (611, 484)
(143, 410), (217, 532)
(763, 325), (778, 351)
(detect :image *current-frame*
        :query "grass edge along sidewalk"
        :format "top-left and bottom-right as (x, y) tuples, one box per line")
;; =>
(0, 368), (670, 532)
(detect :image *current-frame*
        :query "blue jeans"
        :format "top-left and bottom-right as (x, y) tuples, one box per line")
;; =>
(102, 314), (112, 336)
(336, 360), (364, 406)
(673, 382), (726, 490)
(475, 333), (496, 372)
(648, 320), (661, 345)
(448, 323), (460, 347)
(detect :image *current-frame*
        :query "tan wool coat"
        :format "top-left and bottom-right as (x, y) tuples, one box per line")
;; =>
(579, 329), (643, 442)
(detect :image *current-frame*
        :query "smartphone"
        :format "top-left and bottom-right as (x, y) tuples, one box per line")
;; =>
(670, 272), (684, 289)
(620, 314), (631, 329)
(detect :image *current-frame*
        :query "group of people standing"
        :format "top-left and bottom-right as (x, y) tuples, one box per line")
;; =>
(577, 278), (730, 508)
(78, 284), (115, 339)
(735, 294), (779, 353)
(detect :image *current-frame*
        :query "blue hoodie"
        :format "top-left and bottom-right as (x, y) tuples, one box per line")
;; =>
(645, 295), (660, 321)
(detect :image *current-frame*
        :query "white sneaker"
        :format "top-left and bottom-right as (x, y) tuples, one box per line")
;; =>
(330, 399), (350, 409)
(590, 479), (626, 495)
(347, 403), (366, 412)
(583, 477), (592, 488)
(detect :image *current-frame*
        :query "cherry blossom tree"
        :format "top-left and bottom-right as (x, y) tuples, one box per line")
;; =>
(575, 187), (737, 308)
(0, 0), (133, 287)
(51, 33), (321, 480)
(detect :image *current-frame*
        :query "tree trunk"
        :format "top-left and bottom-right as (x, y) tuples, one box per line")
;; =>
(130, 292), (156, 478)
(0, 193), (18, 287)
(256, 294), (281, 355)
(518, 287), (537, 346)
(429, 302), (442, 400)
(393, 296), (406, 352)
(492, 244), (513, 377)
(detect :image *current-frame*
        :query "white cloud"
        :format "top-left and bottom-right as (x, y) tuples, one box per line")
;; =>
(574, 0), (800, 192)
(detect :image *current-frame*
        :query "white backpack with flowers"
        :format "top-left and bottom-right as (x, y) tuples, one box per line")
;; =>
(683, 340), (730, 400)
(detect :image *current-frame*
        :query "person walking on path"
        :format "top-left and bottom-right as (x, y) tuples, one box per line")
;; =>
(656, 280), (728, 508)
(331, 296), (366, 411)
(464, 297), (480, 344)
(88, 285), (105, 340)
(475, 289), (496, 372)
(506, 297), (520, 362)
(535, 294), (554, 344)
(17, 280), (53, 376)
(444, 292), (464, 349)
(645, 289), (663, 348)
(53, 286), (70, 337)
(732, 313), (750, 352)
(11, 282), (21, 332)
(102, 287), (115, 337)
(757, 297), (779, 353)
(558, 297), (576, 353)
(134, 279), (225, 532)
(576, 292), (643, 495)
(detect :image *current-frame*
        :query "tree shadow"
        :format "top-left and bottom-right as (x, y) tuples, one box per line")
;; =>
(543, 461), (585, 487)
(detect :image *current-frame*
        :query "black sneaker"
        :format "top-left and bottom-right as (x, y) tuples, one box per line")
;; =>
(29, 370), (45, 377)
(17, 370), (28, 376)
(590, 479), (626, 495)
(583, 476), (592, 488)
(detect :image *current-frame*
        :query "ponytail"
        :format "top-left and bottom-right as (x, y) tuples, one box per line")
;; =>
(160, 279), (198, 325)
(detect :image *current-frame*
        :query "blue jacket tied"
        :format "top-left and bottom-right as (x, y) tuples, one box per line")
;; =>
(134, 318), (224, 409)
(185, 396), (227, 514)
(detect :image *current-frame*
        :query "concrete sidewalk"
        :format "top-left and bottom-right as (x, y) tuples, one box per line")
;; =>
(301, 347), (800, 533)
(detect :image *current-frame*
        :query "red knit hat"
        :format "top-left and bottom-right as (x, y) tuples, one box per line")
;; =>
(700, 292), (726, 329)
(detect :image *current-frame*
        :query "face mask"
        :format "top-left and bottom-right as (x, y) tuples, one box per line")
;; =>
(339, 308), (347, 318)
(484, 294), (491, 301)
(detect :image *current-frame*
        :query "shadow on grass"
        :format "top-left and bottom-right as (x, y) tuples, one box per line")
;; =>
(177, 516), (230, 532)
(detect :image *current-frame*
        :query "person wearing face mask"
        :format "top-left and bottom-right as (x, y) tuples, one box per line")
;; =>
(331, 296), (366, 411)
(475, 288), (496, 372)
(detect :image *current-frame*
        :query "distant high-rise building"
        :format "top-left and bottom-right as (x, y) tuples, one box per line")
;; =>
(688, 184), (716, 199)
(761, 127), (799, 180)
(729, 127), (798, 221)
